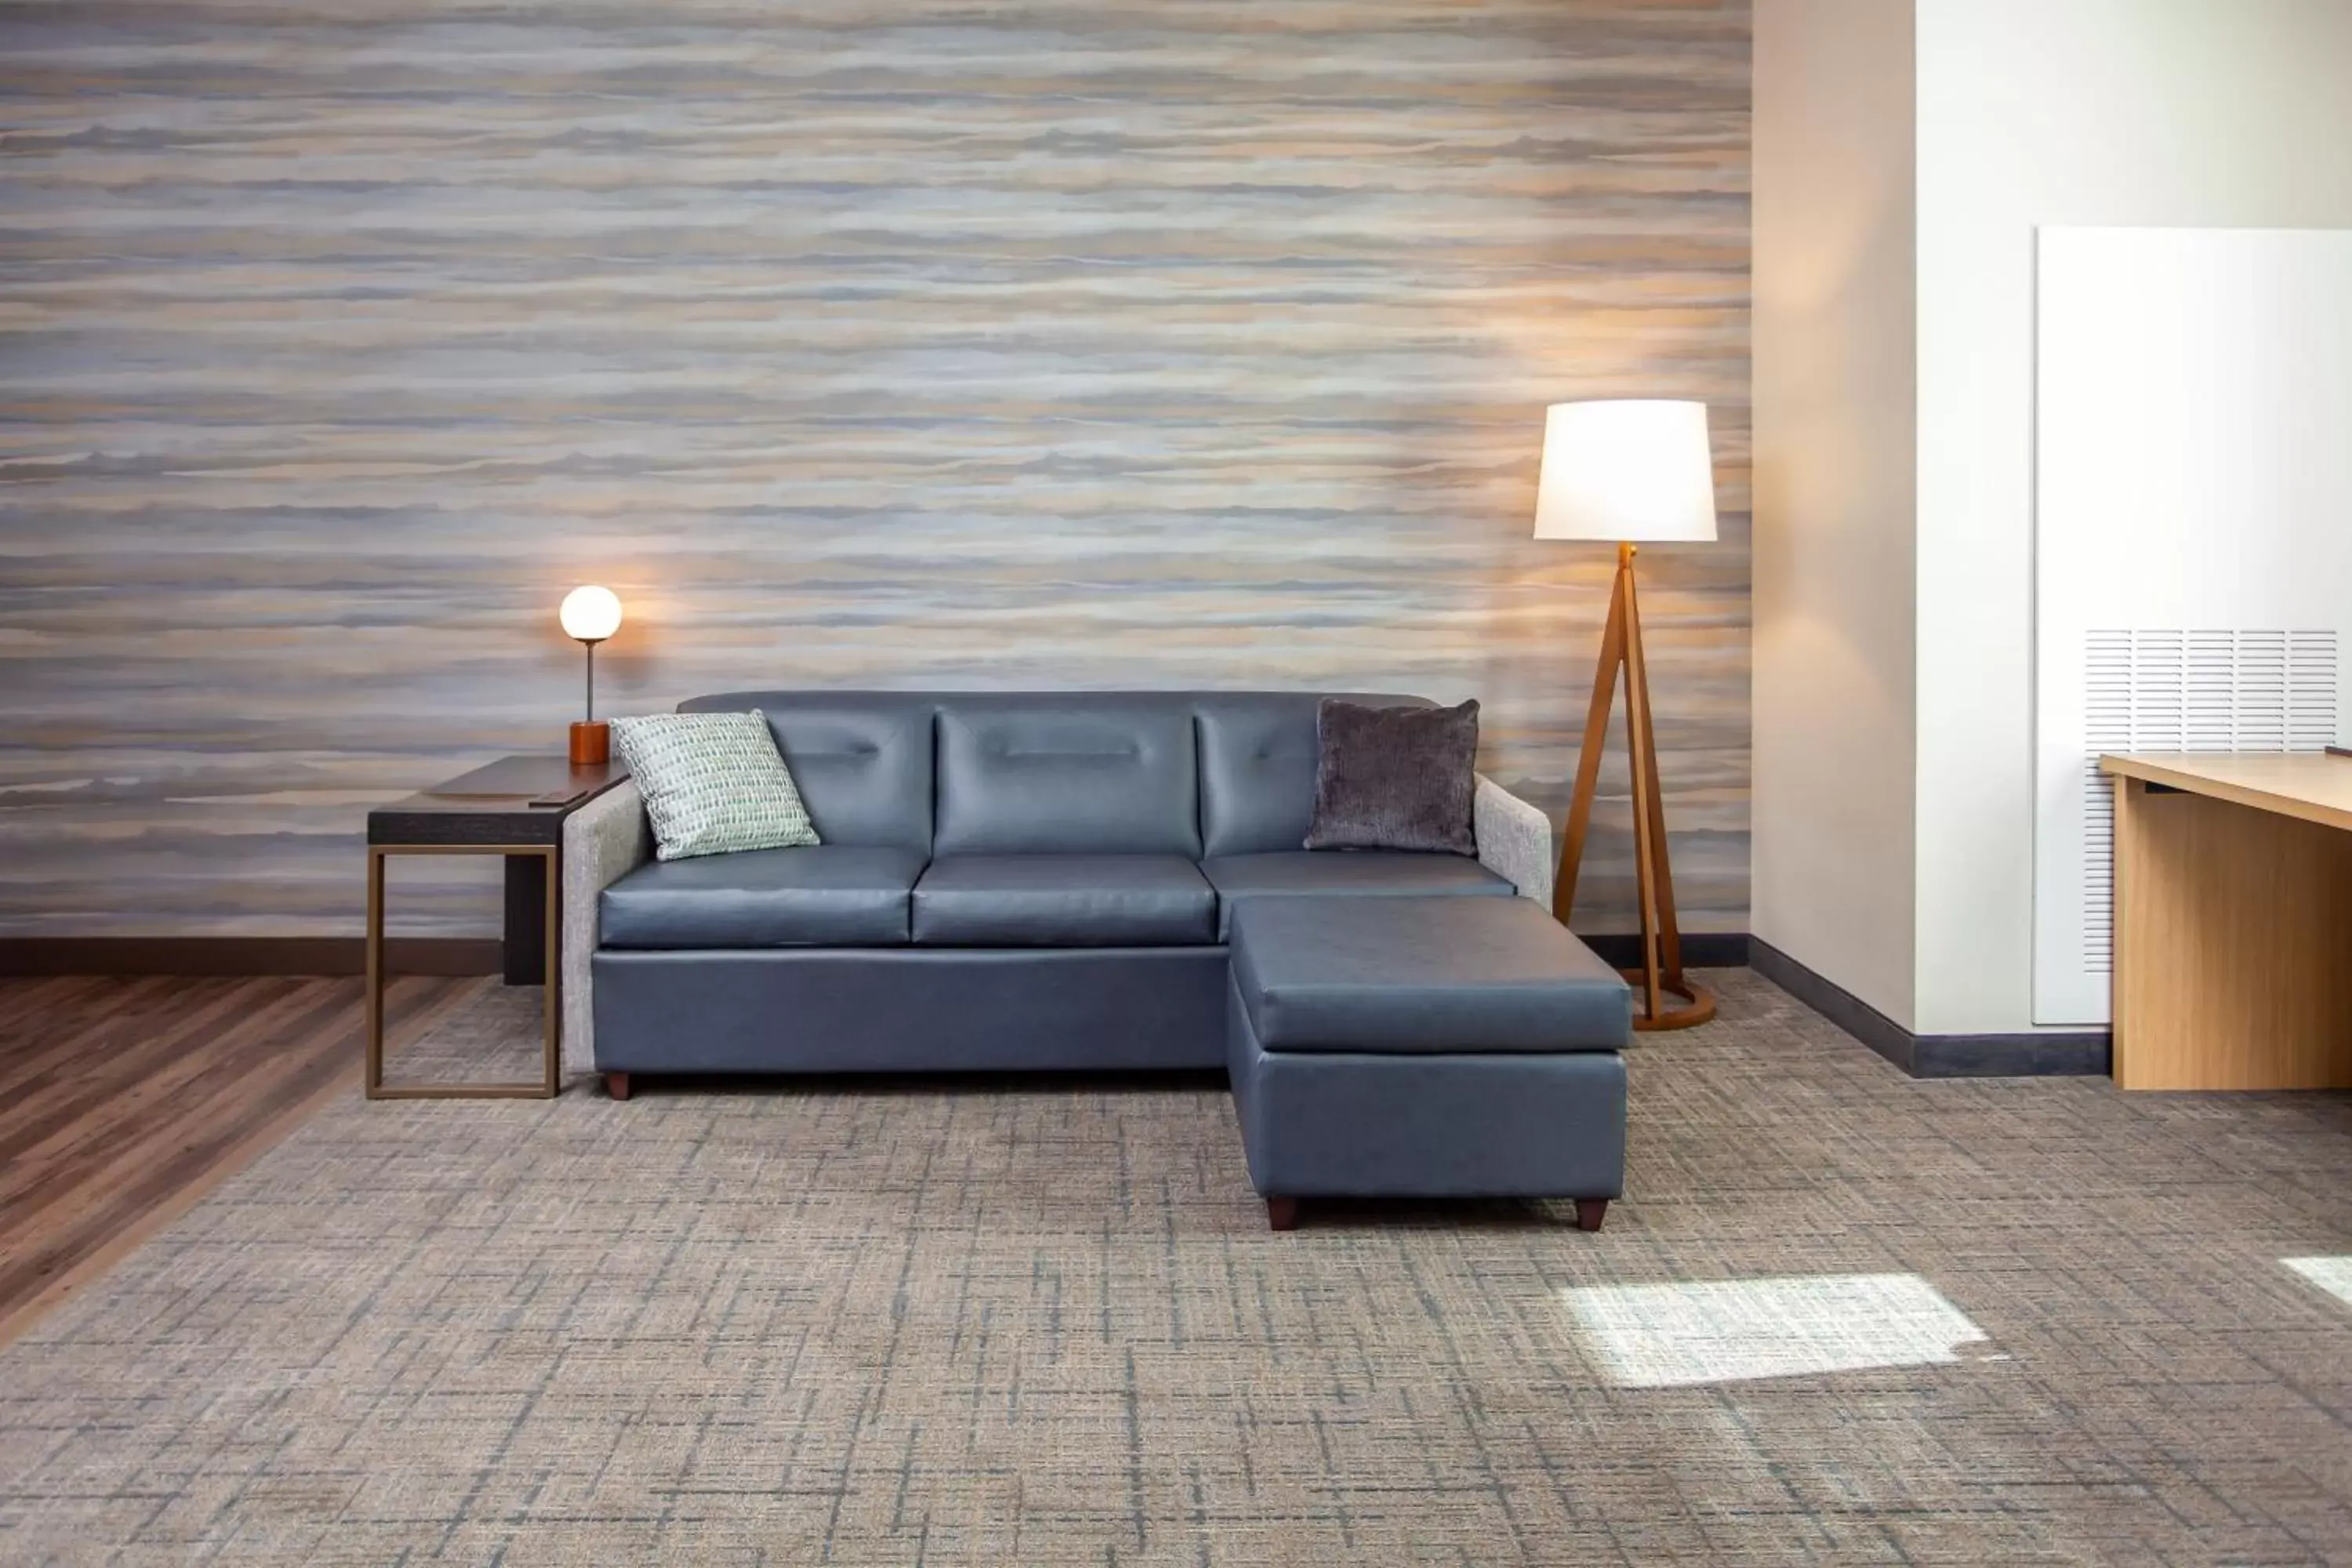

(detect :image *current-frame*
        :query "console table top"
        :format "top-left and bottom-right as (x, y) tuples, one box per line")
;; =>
(367, 756), (631, 847)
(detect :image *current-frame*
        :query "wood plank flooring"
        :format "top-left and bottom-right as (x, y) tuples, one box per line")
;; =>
(0, 972), (487, 1344)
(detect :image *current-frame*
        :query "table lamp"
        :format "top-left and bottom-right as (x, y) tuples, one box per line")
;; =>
(558, 584), (623, 766)
(1536, 399), (1716, 1030)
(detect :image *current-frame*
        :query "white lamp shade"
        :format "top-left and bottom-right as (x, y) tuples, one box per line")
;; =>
(1533, 400), (1717, 543)
(559, 584), (623, 643)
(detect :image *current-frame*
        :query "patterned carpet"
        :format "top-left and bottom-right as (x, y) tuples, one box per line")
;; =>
(3, 971), (2351, 1563)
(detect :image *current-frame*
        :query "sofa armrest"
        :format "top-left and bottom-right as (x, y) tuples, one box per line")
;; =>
(1474, 773), (1554, 910)
(561, 780), (652, 1076)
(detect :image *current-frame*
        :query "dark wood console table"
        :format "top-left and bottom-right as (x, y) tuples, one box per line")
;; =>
(364, 756), (629, 1098)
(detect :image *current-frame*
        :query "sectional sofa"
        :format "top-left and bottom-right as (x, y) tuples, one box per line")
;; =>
(559, 690), (1632, 1229)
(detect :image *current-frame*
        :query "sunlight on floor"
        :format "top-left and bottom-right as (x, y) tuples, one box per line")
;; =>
(2283, 1257), (2352, 1310)
(1562, 1272), (1991, 1388)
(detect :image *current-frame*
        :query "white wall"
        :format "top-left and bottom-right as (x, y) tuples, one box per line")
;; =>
(1751, 0), (1918, 1027)
(1912, 0), (2352, 1032)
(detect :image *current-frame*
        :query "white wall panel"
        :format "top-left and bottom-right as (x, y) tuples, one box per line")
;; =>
(2033, 227), (2352, 1023)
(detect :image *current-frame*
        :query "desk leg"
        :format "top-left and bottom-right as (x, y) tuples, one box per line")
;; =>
(504, 853), (546, 986)
(2113, 777), (2352, 1090)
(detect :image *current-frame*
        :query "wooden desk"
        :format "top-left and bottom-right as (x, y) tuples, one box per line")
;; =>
(2100, 753), (2352, 1091)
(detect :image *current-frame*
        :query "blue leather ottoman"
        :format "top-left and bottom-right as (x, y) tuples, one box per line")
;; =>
(1225, 895), (1633, 1232)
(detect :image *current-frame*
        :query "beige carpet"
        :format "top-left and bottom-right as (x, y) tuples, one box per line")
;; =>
(3, 971), (2351, 1563)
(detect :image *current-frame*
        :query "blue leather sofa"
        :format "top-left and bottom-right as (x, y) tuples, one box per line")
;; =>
(561, 690), (1631, 1229)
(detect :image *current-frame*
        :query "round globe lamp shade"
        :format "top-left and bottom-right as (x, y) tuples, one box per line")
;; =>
(1533, 400), (1716, 543)
(560, 584), (623, 643)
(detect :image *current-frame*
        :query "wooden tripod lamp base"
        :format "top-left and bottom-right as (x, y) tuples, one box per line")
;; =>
(1552, 545), (1722, 1034)
(1554, 545), (1715, 1033)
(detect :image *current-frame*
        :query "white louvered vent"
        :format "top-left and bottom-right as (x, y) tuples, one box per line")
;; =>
(2079, 628), (2339, 973)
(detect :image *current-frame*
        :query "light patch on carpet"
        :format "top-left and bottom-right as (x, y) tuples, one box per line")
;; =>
(1563, 1272), (1990, 1388)
(2284, 1255), (2352, 1311)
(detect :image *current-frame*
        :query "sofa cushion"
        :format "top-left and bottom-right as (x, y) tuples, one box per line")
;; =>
(912, 855), (1218, 947)
(1304, 697), (1480, 855)
(934, 696), (1200, 856)
(1200, 851), (1515, 938)
(601, 846), (924, 949)
(612, 710), (821, 862)
(1229, 895), (1630, 1053)
(1193, 692), (1430, 858)
(678, 691), (934, 854)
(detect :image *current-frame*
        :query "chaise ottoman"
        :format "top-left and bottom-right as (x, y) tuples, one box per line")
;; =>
(1225, 895), (1633, 1232)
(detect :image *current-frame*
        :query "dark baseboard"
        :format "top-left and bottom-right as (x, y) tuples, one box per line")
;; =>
(2, 931), (2113, 1080)
(0, 937), (503, 978)
(17, 932), (1749, 978)
(1746, 936), (1914, 1063)
(1748, 937), (2110, 1079)
(1579, 931), (1751, 971)
(1907, 1030), (2113, 1079)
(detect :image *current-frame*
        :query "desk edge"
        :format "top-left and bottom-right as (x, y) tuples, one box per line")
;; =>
(2097, 754), (2352, 835)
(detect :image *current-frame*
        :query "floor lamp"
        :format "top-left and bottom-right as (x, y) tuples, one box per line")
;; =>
(1535, 400), (1718, 1031)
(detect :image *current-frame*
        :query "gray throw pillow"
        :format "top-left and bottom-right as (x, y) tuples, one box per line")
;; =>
(1303, 698), (1479, 855)
(612, 710), (820, 861)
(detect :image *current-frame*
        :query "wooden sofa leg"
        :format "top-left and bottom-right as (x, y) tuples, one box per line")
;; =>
(1574, 1198), (1608, 1232)
(1266, 1196), (1299, 1232)
(604, 1071), (632, 1102)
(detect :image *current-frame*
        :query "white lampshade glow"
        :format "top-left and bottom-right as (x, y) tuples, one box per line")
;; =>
(1533, 400), (1717, 543)
(558, 584), (622, 644)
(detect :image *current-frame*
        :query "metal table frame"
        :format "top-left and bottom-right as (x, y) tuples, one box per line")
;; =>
(365, 841), (561, 1098)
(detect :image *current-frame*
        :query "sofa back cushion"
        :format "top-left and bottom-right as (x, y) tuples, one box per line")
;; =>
(934, 695), (1200, 856)
(671, 688), (1445, 860)
(677, 691), (935, 855)
(1193, 691), (1432, 857)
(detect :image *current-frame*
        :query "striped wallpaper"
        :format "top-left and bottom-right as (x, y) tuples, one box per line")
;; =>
(0, 0), (1751, 938)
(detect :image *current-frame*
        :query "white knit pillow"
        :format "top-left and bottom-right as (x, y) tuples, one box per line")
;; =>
(611, 710), (819, 861)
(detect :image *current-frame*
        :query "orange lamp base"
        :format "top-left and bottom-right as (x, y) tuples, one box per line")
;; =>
(568, 721), (611, 767)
